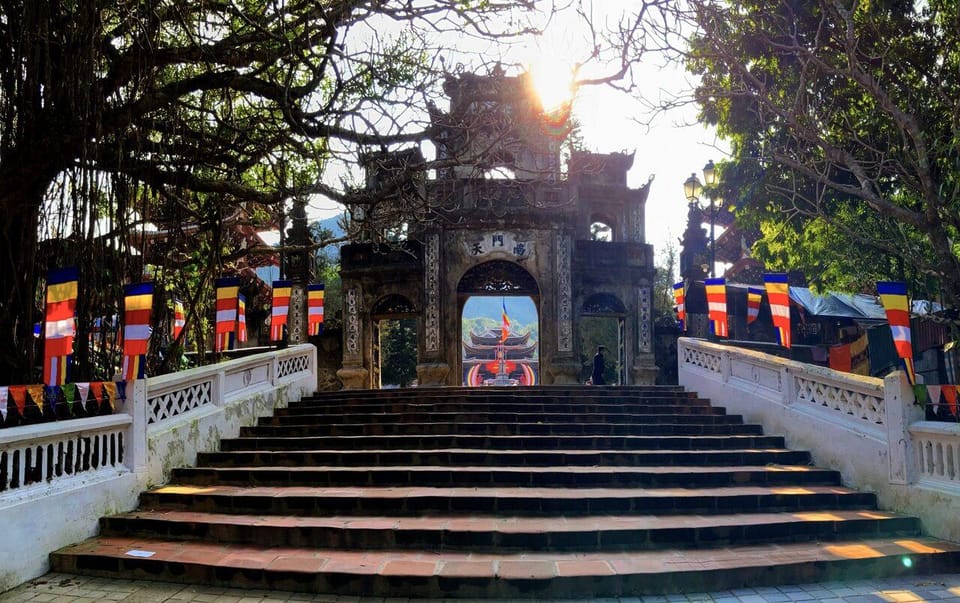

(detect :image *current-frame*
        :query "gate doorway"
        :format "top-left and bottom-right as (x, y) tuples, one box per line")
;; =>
(457, 261), (540, 386)
(371, 294), (418, 389)
(579, 293), (627, 385)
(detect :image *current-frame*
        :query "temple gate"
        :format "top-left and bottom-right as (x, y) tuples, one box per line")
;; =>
(338, 69), (656, 388)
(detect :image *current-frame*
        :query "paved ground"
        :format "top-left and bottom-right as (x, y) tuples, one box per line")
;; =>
(2, 572), (959, 602)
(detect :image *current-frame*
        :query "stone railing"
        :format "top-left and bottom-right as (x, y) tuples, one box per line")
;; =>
(679, 337), (959, 542)
(0, 344), (317, 592)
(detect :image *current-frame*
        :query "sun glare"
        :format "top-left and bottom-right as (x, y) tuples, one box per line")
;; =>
(529, 59), (574, 112)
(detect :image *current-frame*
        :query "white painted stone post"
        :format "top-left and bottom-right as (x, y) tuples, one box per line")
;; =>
(884, 371), (923, 485)
(123, 379), (148, 477)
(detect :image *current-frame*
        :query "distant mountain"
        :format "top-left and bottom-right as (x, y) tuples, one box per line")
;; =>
(311, 214), (346, 262)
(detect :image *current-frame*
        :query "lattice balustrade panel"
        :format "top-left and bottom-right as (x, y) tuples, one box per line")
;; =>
(914, 431), (960, 485)
(277, 354), (310, 379)
(794, 376), (884, 424)
(681, 346), (722, 374)
(148, 380), (213, 424)
(0, 428), (125, 494)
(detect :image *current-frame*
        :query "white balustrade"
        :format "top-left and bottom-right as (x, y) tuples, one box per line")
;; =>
(910, 421), (960, 491)
(679, 336), (959, 543)
(0, 343), (317, 591)
(0, 415), (129, 498)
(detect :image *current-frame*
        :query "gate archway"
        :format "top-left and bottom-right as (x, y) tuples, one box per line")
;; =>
(457, 261), (540, 386)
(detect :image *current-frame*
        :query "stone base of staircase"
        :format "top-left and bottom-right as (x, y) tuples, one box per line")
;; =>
(51, 386), (960, 598)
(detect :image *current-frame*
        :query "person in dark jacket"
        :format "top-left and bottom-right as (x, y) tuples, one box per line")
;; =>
(591, 346), (606, 385)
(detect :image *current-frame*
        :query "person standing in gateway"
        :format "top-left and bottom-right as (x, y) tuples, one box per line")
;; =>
(591, 345), (606, 385)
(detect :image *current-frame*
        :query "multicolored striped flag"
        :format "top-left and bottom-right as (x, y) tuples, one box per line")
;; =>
(307, 283), (325, 336)
(173, 299), (185, 340)
(122, 282), (153, 381)
(747, 287), (763, 324)
(215, 277), (240, 352)
(44, 266), (79, 386)
(500, 299), (511, 343)
(705, 278), (728, 338)
(877, 281), (916, 384)
(673, 283), (686, 332)
(764, 273), (792, 348)
(270, 280), (292, 341)
(237, 294), (248, 344)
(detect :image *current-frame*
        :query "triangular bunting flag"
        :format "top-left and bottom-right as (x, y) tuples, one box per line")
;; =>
(0, 386), (7, 421)
(61, 383), (77, 414)
(103, 382), (118, 412)
(115, 380), (127, 403)
(9, 385), (26, 415)
(76, 382), (90, 405)
(912, 384), (929, 405)
(926, 385), (942, 414)
(26, 385), (44, 416)
(942, 385), (958, 417)
(43, 385), (60, 416)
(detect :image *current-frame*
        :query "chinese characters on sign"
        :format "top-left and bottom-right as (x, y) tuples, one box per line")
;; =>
(464, 232), (533, 261)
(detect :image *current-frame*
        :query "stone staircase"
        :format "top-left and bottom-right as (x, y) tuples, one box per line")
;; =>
(51, 386), (960, 598)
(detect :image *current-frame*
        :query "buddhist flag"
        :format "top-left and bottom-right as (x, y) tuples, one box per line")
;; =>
(271, 280), (292, 341)
(173, 299), (186, 340)
(307, 283), (325, 336)
(705, 278), (728, 338)
(877, 281), (916, 385)
(673, 283), (686, 332)
(44, 266), (78, 386)
(237, 294), (248, 344)
(122, 282), (153, 381)
(500, 298), (511, 343)
(764, 273), (792, 348)
(215, 277), (240, 352)
(747, 287), (763, 324)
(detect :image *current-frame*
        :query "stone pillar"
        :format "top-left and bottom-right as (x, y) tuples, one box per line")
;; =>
(416, 232), (449, 386)
(632, 284), (659, 385)
(283, 198), (314, 345)
(337, 285), (369, 389)
(549, 232), (579, 384)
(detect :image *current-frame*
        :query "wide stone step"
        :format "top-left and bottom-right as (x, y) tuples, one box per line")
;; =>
(138, 484), (880, 517)
(195, 448), (811, 468)
(289, 398), (711, 413)
(298, 386), (689, 402)
(240, 421), (765, 437)
(219, 433), (787, 452)
(97, 509), (921, 552)
(50, 535), (960, 598)
(274, 403), (726, 422)
(271, 408), (726, 423)
(168, 464), (839, 489)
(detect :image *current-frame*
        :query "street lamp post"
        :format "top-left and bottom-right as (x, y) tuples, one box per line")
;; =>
(683, 160), (723, 278)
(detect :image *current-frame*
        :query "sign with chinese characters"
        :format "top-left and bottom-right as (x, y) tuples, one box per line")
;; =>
(463, 232), (534, 261)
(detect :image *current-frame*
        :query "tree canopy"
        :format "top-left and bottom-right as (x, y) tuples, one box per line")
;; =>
(0, 0), (546, 381)
(684, 0), (960, 303)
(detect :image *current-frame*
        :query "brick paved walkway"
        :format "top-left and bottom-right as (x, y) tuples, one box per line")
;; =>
(2, 572), (959, 602)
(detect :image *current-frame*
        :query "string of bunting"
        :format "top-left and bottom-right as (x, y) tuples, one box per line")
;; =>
(0, 381), (126, 426)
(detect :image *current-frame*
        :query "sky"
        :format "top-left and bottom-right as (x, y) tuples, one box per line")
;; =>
(297, 2), (729, 279)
